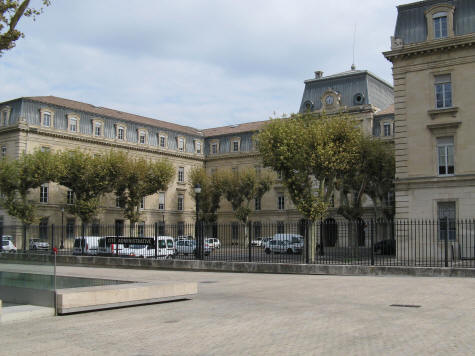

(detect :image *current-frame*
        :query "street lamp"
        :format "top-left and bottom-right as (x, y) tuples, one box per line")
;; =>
(194, 184), (202, 259)
(60, 207), (65, 249)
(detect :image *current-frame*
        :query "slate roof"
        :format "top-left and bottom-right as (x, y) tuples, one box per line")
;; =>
(25, 96), (202, 136)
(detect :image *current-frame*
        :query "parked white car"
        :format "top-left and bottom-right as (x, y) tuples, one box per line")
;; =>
(265, 239), (303, 254)
(29, 238), (50, 251)
(1, 240), (17, 253)
(176, 239), (211, 256)
(250, 238), (262, 247)
(205, 238), (220, 249)
(73, 236), (101, 255)
(261, 237), (273, 249)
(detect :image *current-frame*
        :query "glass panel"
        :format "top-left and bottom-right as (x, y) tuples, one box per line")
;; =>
(436, 84), (444, 108)
(447, 145), (454, 174)
(444, 83), (452, 107)
(434, 17), (441, 38)
(441, 16), (448, 38)
(438, 146), (446, 175)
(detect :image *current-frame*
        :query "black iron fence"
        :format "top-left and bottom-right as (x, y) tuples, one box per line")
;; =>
(1, 219), (474, 268)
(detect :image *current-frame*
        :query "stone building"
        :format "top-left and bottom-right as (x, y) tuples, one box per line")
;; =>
(0, 68), (394, 246)
(384, 0), (475, 259)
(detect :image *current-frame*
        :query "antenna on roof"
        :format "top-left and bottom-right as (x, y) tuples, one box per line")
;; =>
(351, 23), (357, 71)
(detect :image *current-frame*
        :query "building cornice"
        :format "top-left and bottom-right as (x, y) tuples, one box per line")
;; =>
(384, 33), (475, 62)
(205, 151), (261, 161)
(396, 174), (475, 189)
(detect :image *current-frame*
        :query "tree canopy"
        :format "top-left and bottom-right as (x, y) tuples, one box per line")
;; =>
(188, 167), (224, 224)
(0, 0), (51, 56)
(257, 112), (362, 221)
(0, 149), (57, 224)
(115, 156), (175, 225)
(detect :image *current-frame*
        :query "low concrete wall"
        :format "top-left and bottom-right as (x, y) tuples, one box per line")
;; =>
(1, 253), (475, 278)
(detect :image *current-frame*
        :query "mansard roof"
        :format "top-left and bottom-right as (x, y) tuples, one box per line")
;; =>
(24, 96), (202, 136)
(395, 0), (475, 45)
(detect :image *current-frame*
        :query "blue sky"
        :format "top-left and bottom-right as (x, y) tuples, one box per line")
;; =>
(0, 0), (408, 129)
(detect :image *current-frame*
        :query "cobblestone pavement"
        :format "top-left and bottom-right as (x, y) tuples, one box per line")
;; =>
(1, 265), (475, 356)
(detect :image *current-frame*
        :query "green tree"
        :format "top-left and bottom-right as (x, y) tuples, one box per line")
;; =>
(337, 136), (395, 221)
(55, 150), (122, 226)
(221, 167), (272, 243)
(116, 157), (175, 233)
(0, 149), (57, 249)
(257, 112), (362, 221)
(189, 167), (224, 225)
(0, 0), (51, 56)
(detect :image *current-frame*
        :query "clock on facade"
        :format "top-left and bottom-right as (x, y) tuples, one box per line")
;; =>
(325, 95), (334, 105)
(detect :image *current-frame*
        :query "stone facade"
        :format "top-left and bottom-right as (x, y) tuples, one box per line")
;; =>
(0, 69), (394, 247)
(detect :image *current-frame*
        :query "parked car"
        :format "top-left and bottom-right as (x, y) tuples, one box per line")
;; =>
(119, 244), (153, 258)
(205, 238), (220, 249)
(175, 239), (211, 256)
(265, 239), (302, 254)
(261, 237), (273, 249)
(154, 236), (176, 259)
(373, 239), (396, 255)
(72, 236), (101, 255)
(29, 238), (49, 251)
(251, 237), (262, 247)
(1, 239), (17, 253)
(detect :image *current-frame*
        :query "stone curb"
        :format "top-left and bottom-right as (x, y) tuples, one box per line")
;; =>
(1, 253), (475, 278)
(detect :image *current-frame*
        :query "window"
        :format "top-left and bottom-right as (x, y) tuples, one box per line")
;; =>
(254, 222), (262, 238)
(43, 112), (51, 127)
(158, 221), (165, 235)
(195, 141), (201, 154)
(66, 218), (75, 239)
(1, 146), (6, 158)
(177, 195), (184, 211)
(140, 197), (145, 210)
(139, 130), (146, 144)
(433, 12), (448, 39)
(1, 110), (8, 126)
(91, 219), (100, 236)
(435, 74), (452, 109)
(40, 146), (50, 152)
(117, 126), (125, 140)
(211, 143), (218, 154)
(438, 202), (456, 241)
(255, 197), (261, 211)
(138, 222), (145, 237)
(159, 135), (166, 148)
(115, 194), (121, 208)
(178, 167), (184, 183)
(158, 192), (165, 210)
(40, 184), (48, 203)
(437, 137), (454, 176)
(67, 190), (74, 205)
(278, 195), (285, 210)
(94, 122), (102, 136)
(177, 222), (184, 236)
(232, 141), (239, 152)
(178, 137), (184, 151)
(277, 221), (284, 234)
(69, 117), (78, 132)
(39, 218), (48, 239)
(383, 123), (391, 137)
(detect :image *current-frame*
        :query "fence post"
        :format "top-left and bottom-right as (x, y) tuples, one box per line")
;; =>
(51, 224), (55, 254)
(23, 224), (27, 252)
(154, 222), (158, 259)
(444, 223), (449, 267)
(370, 220), (374, 266)
(0, 234), (2, 253)
(248, 221), (252, 263)
(305, 220), (309, 264)
(115, 228), (119, 257)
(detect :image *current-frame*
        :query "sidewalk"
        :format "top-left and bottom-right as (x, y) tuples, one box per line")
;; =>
(1, 265), (474, 356)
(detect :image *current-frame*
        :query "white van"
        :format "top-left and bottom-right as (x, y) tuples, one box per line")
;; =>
(156, 236), (176, 259)
(72, 236), (101, 255)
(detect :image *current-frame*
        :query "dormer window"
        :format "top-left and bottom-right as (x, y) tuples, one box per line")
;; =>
(433, 12), (448, 39)
(94, 122), (102, 136)
(1, 107), (11, 126)
(232, 140), (239, 152)
(68, 116), (79, 132)
(159, 133), (167, 148)
(194, 140), (202, 154)
(117, 126), (125, 140)
(138, 130), (147, 144)
(177, 137), (185, 152)
(425, 5), (455, 41)
(43, 112), (51, 127)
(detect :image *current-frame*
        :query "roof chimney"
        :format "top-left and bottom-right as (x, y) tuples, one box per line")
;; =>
(314, 71), (323, 79)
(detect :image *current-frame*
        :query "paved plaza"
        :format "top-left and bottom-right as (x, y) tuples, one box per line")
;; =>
(1, 265), (475, 356)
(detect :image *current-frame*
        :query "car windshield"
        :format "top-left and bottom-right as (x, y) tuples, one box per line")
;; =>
(158, 240), (166, 248)
(2, 241), (8, 246)
(167, 240), (174, 248)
